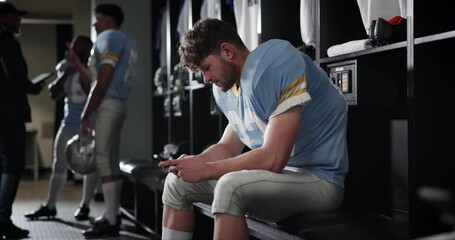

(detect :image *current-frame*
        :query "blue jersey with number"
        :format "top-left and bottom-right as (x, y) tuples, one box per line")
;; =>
(213, 39), (349, 187)
(89, 29), (138, 100)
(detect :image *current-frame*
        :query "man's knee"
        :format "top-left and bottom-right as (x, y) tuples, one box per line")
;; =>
(53, 164), (67, 175)
(162, 173), (193, 211)
(101, 174), (122, 183)
(212, 171), (249, 217)
(214, 171), (249, 197)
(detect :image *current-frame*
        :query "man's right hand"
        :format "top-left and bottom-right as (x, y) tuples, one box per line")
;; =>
(80, 116), (92, 136)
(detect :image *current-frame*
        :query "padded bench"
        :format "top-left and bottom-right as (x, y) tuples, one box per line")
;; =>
(193, 202), (409, 240)
(120, 159), (410, 240)
(120, 158), (167, 238)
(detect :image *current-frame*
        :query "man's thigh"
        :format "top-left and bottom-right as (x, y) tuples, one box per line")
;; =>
(212, 169), (343, 222)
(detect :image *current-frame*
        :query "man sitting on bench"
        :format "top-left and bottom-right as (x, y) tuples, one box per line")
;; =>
(158, 18), (349, 240)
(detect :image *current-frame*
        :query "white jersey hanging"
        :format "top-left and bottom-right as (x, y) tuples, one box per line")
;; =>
(233, 0), (260, 51)
(300, 0), (316, 48)
(200, 0), (222, 20)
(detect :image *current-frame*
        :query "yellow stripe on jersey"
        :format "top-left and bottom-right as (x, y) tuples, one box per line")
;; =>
(99, 52), (119, 62)
(278, 74), (307, 105)
(231, 84), (240, 97)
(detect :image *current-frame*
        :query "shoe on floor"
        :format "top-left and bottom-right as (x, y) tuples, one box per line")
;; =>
(82, 217), (119, 239)
(0, 220), (29, 239)
(24, 204), (57, 220)
(74, 204), (90, 221)
(90, 214), (121, 227)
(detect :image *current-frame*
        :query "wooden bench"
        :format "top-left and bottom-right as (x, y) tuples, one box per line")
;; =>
(120, 158), (410, 240)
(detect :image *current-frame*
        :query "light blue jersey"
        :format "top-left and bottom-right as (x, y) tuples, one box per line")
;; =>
(56, 60), (88, 130)
(213, 39), (349, 187)
(89, 29), (138, 100)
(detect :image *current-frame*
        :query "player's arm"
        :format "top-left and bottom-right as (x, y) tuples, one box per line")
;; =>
(197, 123), (246, 162)
(207, 105), (301, 176)
(80, 63), (114, 134)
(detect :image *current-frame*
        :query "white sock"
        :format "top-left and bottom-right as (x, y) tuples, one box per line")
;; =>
(101, 179), (122, 225)
(45, 173), (67, 209)
(162, 227), (193, 240)
(80, 172), (99, 207)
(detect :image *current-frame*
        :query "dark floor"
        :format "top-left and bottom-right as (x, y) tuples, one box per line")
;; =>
(11, 171), (153, 240)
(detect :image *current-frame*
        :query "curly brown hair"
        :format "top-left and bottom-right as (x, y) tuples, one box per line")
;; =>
(178, 18), (247, 71)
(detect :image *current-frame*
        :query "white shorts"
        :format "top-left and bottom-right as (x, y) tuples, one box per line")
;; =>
(94, 98), (126, 176)
(162, 168), (344, 223)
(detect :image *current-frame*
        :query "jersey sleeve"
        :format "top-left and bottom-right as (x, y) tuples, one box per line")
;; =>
(249, 40), (311, 120)
(95, 30), (125, 67)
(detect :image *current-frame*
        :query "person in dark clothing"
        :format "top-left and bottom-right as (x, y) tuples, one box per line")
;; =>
(0, 2), (45, 239)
